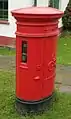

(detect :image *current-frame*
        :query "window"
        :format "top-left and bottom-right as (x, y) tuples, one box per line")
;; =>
(22, 41), (27, 63)
(0, 0), (8, 20)
(34, 0), (37, 6)
(49, 0), (59, 9)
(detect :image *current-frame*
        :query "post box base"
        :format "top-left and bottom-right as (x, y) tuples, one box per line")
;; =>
(15, 93), (54, 115)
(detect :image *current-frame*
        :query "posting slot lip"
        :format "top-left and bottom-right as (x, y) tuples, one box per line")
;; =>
(20, 63), (28, 69)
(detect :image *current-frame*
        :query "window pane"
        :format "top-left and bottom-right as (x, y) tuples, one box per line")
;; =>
(0, 10), (3, 15)
(54, 0), (59, 9)
(0, 10), (3, 18)
(4, 15), (8, 19)
(4, 1), (8, 9)
(0, 2), (3, 9)
(34, 0), (37, 6)
(0, 0), (8, 20)
(4, 10), (8, 15)
(49, 0), (59, 9)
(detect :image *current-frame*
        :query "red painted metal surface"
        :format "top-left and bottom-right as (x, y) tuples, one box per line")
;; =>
(12, 7), (63, 101)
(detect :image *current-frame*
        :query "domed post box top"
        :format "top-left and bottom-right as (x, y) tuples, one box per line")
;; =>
(11, 7), (63, 106)
(12, 7), (63, 20)
(12, 7), (63, 38)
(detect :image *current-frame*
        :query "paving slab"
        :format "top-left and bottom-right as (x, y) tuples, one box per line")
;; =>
(59, 85), (71, 93)
(56, 65), (71, 86)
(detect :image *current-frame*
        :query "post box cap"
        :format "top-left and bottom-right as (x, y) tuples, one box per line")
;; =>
(12, 7), (63, 16)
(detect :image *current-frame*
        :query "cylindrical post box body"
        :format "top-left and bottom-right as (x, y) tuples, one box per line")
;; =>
(12, 7), (63, 113)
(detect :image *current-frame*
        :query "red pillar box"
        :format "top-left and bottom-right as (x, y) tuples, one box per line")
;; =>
(12, 7), (63, 114)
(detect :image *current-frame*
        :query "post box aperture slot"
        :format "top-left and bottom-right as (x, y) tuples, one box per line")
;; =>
(22, 41), (27, 63)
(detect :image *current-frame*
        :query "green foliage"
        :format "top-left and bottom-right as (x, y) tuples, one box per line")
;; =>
(57, 31), (71, 65)
(0, 47), (15, 55)
(62, 0), (71, 30)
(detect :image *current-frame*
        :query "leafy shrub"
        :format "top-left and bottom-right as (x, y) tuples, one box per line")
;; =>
(62, 0), (71, 30)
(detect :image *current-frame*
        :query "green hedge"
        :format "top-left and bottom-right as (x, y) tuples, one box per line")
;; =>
(62, 0), (71, 30)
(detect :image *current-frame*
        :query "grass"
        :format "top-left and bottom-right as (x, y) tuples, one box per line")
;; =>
(0, 47), (15, 56)
(57, 31), (71, 65)
(0, 70), (71, 119)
